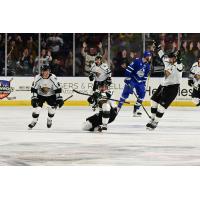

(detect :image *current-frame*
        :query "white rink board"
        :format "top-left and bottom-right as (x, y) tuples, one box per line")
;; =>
(0, 76), (193, 102)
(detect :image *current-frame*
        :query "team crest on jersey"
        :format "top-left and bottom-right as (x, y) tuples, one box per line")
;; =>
(137, 69), (145, 77)
(0, 79), (14, 99)
(41, 86), (50, 94)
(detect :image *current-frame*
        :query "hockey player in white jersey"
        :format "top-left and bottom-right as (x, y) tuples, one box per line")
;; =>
(82, 81), (117, 132)
(188, 57), (200, 106)
(28, 65), (64, 129)
(88, 55), (112, 91)
(146, 42), (183, 130)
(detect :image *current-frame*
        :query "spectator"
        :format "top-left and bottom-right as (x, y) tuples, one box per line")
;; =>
(41, 33), (73, 76)
(46, 33), (64, 58)
(17, 48), (34, 75)
(0, 34), (5, 75)
(113, 49), (129, 77)
(65, 51), (73, 76)
(81, 41), (104, 75)
(33, 49), (52, 75)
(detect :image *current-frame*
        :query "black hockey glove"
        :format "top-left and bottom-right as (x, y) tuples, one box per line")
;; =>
(56, 96), (64, 108)
(89, 73), (95, 81)
(153, 40), (161, 51)
(188, 79), (194, 87)
(105, 77), (112, 86)
(87, 96), (95, 104)
(105, 91), (112, 99)
(92, 91), (101, 100)
(31, 96), (38, 108)
(176, 50), (182, 64)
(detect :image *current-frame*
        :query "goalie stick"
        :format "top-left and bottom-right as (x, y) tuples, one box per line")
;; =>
(73, 89), (130, 104)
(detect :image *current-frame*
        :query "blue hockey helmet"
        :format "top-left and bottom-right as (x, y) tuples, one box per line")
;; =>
(143, 51), (152, 58)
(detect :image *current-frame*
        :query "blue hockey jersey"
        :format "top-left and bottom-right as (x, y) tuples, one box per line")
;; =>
(125, 58), (150, 83)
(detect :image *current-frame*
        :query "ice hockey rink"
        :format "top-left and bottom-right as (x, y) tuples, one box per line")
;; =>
(0, 106), (200, 166)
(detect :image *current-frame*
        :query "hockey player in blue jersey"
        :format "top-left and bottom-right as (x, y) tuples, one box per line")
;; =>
(117, 51), (151, 116)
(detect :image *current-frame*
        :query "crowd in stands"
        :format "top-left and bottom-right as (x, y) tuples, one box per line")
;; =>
(0, 34), (5, 75)
(1, 33), (200, 77)
(75, 33), (108, 76)
(111, 33), (142, 76)
(6, 33), (73, 76)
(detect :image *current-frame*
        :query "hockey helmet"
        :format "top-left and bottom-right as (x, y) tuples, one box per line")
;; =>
(95, 55), (103, 60)
(41, 64), (50, 71)
(168, 52), (176, 58)
(143, 51), (152, 58)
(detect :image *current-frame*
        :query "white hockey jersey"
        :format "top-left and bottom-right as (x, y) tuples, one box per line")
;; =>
(90, 62), (111, 82)
(32, 74), (61, 97)
(158, 50), (183, 86)
(189, 62), (200, 86)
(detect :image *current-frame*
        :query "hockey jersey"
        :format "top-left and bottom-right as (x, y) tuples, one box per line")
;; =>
(125, 58), (150, 83)
(90, 62), (111, 82)
(31, 74), (61, 97)
(189, 62), (200, 86)
(158, 50), (183, 86)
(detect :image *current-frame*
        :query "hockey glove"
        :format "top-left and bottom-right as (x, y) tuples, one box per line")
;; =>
(176, 50), (182, 64)
(87, 96), (95, 104)
(105, 77), (112, 86)
(153, 40), (161, 51)
(56, 96), (64, 108)
(31, 96), (38, 108)
(124, 77), (131, 85)
(188, 79), (194, 87)
(89, 73), (95, 81)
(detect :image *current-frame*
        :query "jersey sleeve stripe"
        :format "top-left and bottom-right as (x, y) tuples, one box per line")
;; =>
(127, 66), (133, 70)
(126, 69), (132, 73)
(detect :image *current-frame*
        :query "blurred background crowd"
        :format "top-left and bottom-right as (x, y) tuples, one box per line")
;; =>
(1, 33), (200, 77)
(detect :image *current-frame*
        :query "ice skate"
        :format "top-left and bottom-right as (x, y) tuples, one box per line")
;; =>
(28, 120), (38, 129)
(146, 120), (158, 130)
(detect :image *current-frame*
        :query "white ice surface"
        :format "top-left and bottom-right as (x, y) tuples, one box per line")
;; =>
(0, 106), (200, 165)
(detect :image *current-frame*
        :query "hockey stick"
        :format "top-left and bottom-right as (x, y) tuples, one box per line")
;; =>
(131, 89), (151, 119)
(73, 89), (130, 104)
(63, 95), (73, 102)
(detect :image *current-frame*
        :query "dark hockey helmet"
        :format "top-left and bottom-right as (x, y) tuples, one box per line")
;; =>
(168, 52), (176, 58)
(41, 64), (50, 71)
(95, 55), (103, 60)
